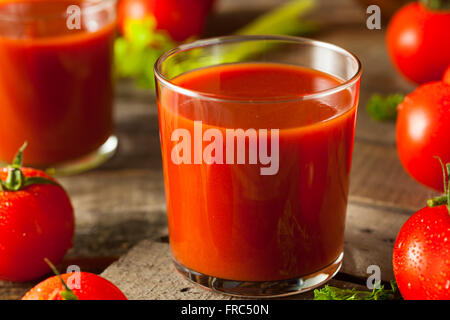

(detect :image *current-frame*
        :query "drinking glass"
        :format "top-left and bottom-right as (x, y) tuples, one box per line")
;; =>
(155, 35), (362, 297)
(0, 0), (117, 174)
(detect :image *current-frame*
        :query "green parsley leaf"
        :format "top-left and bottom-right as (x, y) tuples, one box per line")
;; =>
(314, 281), (400, 300)
(366, 93), (405, 121)
(114, 17), (175, 89)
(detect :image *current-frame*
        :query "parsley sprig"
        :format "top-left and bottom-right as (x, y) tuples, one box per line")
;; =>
(366, 93), (405, 121)
(114, 17), (176, 88)
(313, 281), (400, 300)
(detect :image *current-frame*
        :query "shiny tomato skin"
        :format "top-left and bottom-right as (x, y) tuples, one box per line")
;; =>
(22, 272), (127, 300)
(393, 205), (450, 300)
(386, 3), (450, 84)
(396, 81), (450, 192)
(0, 168), (74, 282)
(117, 0), (214, 42)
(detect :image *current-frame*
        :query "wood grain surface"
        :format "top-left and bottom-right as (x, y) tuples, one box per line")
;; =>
(1, 0), (425, 300)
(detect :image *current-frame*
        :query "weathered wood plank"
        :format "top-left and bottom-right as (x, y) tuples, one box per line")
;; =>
(0, 280), (35, 300)
(100, 239), (368, 300)
(101, 240), (232, 300)
(58, 170), (167, 259)
(350, 142), (438, 211)
(343, 202), (409, 281)
(0, 287), (29, 301)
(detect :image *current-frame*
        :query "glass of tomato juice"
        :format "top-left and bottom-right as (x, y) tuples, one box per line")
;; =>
(0, 0), (117, 174)
(154, 35), (362, 297)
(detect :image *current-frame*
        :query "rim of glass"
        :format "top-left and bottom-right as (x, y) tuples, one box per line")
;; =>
(154, 35), (362, 104)
(0, 0), (117, 22)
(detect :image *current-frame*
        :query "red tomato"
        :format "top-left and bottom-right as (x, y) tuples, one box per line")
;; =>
(117, 0), (215, 42)
(396, 81), (450, 191)
(22, 272), (127, 300)
(0, 166), (74, 282)
(393, 205), (450, 300)
(386, 2), (450, 84)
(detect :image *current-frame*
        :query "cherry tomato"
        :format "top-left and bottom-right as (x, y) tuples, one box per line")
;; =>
(386, 2), (450, 84)
(22, 272), (127, 300)
(393, 204), (450, 300)
(396, 81), (450, 191)
(0, 146), (74, 282)
(117, 0), (215, 42)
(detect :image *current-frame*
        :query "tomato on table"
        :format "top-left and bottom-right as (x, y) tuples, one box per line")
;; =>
(386, 1), (450, 84)
(393, 160), (450, 300)
(394, 205), (450, 300)
(396, 81), (450, 191)
(22, 270), (127, 300)
(0, 144), (74, 282)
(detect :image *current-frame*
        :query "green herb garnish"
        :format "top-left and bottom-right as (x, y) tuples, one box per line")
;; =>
(313, 281), (400, 300)
(114, 0), (318, 89)
(366, 93), (405, 121)
(114, 17), (176, 88)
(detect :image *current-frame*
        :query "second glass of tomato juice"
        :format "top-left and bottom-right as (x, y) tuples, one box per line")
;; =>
(0, 0), (117, 173)
(155, 35), (361, 297)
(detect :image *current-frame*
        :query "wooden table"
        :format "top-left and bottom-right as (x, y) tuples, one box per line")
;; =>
(0, 0), (437, 300)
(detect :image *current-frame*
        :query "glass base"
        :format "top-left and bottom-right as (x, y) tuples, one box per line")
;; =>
(173, 252), (343, 298)
(45, 135), (118, 176)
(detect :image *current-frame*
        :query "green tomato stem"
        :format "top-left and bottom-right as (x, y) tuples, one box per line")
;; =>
(427, 158), (450, 215)
(44, 258), (78, 300)
(0, 143), (60, 192)
(427, 195), (447, 207)
(446, 164), (450, 213)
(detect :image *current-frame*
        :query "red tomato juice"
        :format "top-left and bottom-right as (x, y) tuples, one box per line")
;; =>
(0, 0), (115, 165)
(158, 63), (358, 281)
